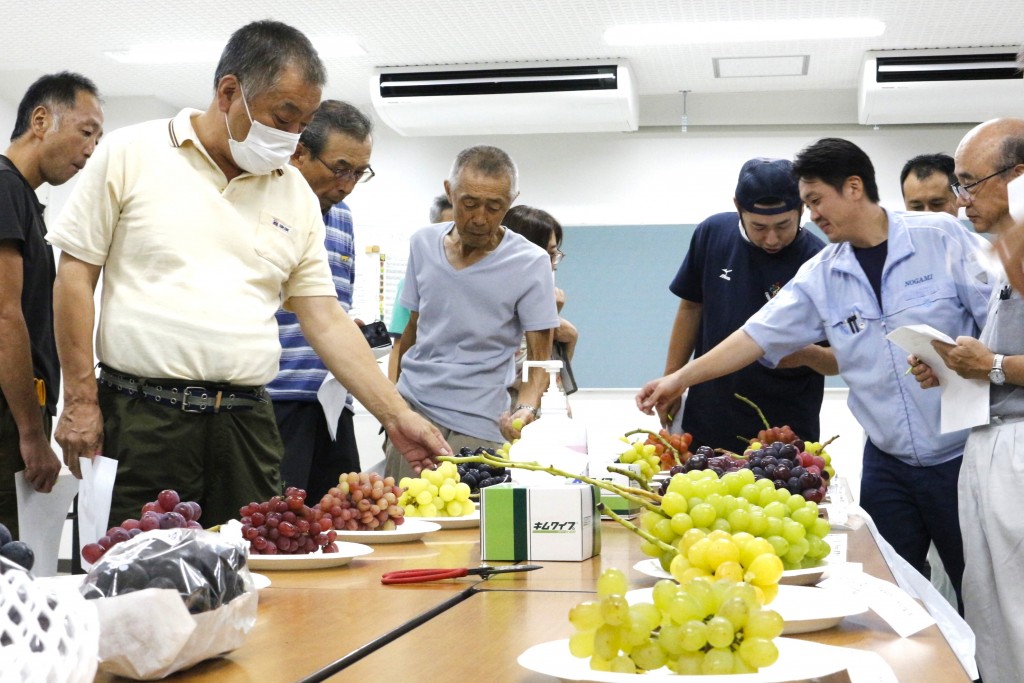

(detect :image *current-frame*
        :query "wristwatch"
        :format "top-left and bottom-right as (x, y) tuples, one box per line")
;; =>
(990, 354), (1006, 386)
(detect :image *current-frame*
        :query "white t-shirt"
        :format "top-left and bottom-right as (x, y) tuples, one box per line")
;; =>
(47, 109), (335, 385)
(397, 223), (559, 441)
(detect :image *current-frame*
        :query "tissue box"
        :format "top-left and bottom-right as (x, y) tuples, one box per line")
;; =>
(480, 483), (600, 562)
(590, 462), (642, 518)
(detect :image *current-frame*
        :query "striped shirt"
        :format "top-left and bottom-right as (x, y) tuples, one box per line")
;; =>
(267, 201), (355, 402)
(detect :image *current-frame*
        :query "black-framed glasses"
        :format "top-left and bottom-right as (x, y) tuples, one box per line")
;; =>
(951, 164), (1016, 202)
(314, 155), (375, 184)
(551, 249), (565, 266)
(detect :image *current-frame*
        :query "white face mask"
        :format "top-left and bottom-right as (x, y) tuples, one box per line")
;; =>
(225, 85), (300, 175)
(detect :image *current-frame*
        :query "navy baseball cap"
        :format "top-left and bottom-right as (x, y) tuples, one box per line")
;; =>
(735, 158), (802, 215)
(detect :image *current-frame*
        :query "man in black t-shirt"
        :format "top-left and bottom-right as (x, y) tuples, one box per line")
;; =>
(0, 72), (103, 539)
(661, 158), (834, 451)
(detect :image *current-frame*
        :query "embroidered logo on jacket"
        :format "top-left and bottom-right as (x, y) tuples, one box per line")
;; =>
(720, 268), (733, 281)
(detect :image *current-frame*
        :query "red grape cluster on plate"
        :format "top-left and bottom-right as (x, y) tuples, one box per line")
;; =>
(239, 487), (337, 556)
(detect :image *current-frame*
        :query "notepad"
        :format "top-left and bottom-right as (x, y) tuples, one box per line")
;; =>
(886, 324), (989, 433)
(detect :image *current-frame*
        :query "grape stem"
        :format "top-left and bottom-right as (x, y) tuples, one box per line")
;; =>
(598, 503), (677, 556)
(733, 394), (770, 430)
(623, 428), (684, 467)
(606, 465), (653, 492)
(438, 454), (667, 517)
(713, 448), (747, 460)
(819, 434), (840, 450)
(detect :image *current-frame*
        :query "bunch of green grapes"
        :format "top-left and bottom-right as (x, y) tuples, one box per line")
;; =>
(397, 461), (474, 517)
(617, 440), (660, 480)
(568, 569), (784, 674)
(640, 468), (831, 573)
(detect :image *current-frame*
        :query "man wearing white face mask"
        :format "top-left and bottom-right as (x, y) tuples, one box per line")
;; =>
(47, 20), (451, 528)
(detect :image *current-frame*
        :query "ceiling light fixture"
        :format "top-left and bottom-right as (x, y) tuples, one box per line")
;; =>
(604, 18), (885, 46)
(104, 38), (365, 64)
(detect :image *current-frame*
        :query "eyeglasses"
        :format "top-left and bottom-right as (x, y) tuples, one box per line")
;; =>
(314, 155), (375, 184)
(551, 249), (565, 266)
(951, 164), (1016, 202)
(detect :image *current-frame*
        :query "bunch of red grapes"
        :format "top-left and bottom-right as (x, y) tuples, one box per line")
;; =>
(239, 487), (336, 556)
(318, 472), (405, 532)
(756, 425), (798, 445)
(644, 429), (694, 470)
(81, 489), (202, 564)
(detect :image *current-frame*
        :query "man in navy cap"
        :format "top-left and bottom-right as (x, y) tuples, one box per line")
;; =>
(658, 158), (833, 451)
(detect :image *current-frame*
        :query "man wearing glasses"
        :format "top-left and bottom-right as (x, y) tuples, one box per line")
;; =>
(268, 100), (374, 502)
(659, 158), (832, 452)
(910, 118), (1024, 681)
(47, 21), (449, 528)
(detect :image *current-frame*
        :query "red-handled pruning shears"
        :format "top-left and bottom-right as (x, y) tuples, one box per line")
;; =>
(381, 564), (542, 585)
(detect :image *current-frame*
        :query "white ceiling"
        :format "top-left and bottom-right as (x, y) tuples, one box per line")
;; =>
(1, 0), (1021, 128)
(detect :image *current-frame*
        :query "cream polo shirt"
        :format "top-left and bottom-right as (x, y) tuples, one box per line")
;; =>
(47, 108), (336, 385)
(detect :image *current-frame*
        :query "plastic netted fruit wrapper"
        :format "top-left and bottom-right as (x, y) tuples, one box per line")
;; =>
(79, 528), (257, 680)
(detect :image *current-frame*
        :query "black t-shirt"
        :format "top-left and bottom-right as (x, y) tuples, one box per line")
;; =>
(0, 155), (58, 414)
(669, 212), (826, 450)
(852, 240), (888, 307)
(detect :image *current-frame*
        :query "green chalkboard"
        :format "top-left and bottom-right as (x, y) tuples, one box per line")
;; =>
(556, 222), (844, 389)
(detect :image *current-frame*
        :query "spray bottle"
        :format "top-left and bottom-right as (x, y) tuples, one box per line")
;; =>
(508, 360), (587, 484)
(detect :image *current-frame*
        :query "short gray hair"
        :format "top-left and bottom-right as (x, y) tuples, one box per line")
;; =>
(429, 194), (452, 223)
(214, 20), (327, 98)
(299, 100), (373, 156)
(448, 145), (519, 197)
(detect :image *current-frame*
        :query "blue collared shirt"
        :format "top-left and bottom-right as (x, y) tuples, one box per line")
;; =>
(743, 210), (993, 466)
(267, 201), (354, 402)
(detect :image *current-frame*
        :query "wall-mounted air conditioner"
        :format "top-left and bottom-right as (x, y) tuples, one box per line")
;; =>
(369, 60), (639, 136)
(858, 48), (1023, 125)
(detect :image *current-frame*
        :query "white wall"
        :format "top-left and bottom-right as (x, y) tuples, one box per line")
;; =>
(42, 97), (974, 230)
(341, 121), (973, 231)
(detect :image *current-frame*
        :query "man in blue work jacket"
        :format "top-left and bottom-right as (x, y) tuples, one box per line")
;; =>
(637, 138), (993, 613)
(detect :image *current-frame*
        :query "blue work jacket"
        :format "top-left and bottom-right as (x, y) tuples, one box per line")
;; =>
(744, 210), (993, 466)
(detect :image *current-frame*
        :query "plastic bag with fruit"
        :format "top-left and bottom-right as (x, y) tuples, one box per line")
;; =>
(79, 527), (257, 680)
(0, 555), (100, 683)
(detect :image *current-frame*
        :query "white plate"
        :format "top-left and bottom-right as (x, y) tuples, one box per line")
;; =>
(332, 518), (442, 544)
(410, 509), (480, 529)
(518, 637), (850, 682)
(251, 572), (271, 589)
(625, 584), (866, 635)
(632, 557), (831, 586)
(246, 541), (373, 571)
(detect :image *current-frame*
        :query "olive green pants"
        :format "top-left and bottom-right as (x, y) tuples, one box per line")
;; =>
(98, 383), (284, 528)
(0, 393), (52, 541)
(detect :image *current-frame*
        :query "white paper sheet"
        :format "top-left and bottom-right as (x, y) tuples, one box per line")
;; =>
(317, 373), (349, 441)
(1008, 174), (1024, 223)
(886, 324), (990, 433)
(14, 469), (79, 577)
(78, 455), (118, 555)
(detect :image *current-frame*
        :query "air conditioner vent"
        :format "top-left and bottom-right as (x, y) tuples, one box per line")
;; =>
(370, 60), (639, 136)
(876, 52), (1022, 83)
(379, 65), (621, 98)
(858, 48), (1024, 125)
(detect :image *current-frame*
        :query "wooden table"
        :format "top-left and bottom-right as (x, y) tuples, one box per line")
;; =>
(95, 519), (972, 682)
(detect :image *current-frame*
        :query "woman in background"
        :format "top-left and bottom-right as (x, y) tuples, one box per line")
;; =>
(503, 205), (579, 404)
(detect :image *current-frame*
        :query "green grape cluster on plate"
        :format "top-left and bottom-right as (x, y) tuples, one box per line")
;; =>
(568, 569), (784, 674)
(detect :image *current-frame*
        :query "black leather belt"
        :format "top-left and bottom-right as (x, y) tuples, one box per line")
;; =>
(98, 365), (266, 414)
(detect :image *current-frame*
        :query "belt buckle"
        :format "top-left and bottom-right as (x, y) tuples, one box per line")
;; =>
(181, 386), (211, 413)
